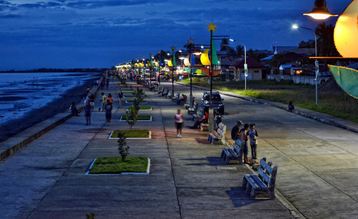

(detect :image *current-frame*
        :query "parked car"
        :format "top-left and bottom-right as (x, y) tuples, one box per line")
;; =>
(319, 71), (332, 84)
(200, 91), (224, 115)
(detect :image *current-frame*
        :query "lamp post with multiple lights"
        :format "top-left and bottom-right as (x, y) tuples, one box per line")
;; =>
(207, 23), (232, 130)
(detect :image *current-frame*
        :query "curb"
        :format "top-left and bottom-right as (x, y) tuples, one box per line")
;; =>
(0, 77), (103, 161)
(108, 131), (152, 140)
(177, 82), (358, 134)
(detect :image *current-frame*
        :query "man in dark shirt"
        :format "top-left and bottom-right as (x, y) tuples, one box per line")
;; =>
(231, 120), (242, 140)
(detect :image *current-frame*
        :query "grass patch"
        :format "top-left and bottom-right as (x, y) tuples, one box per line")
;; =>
(125, 105), (152, 111)
(183, 78), (358, 123)
(139, 105), (152, 110)
(121, 114), (151, 120)
(89, 156), (148, 174)
(111, 129), (150, 138)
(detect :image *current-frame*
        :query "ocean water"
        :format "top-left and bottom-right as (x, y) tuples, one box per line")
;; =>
(0, 72), (98, 126)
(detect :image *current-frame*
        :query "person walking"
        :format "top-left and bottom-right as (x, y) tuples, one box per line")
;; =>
(101, 92), (107, 112)
(240, 124), (250, 164)
(107, 93), (113, 105)
(118, 90), (124, 106)
(84, 98), (92, 125)
(248, 123), (258, 160)
(105, 99), (113, 123)
(174, 109), (184, 138)
(69, 102), (79, 116)
(106, 77), (110, 89)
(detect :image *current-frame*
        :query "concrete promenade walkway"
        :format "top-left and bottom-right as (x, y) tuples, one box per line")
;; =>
(174, 81), (358, 219)
(0, 80), (292, 219)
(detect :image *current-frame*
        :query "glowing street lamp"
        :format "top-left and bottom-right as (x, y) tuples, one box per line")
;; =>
(229, 38), (248, 89)
(291, 23), (319, 104)
(303, 0), (337, 20)
(301, 0), (336, 105)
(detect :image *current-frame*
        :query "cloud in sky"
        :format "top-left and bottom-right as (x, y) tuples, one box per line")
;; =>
(0, 0), (351, 69)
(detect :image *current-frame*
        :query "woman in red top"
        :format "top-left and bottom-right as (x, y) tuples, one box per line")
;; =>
(174, 109), (184, 138)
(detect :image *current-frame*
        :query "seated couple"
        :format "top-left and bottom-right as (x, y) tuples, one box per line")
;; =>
(191, 110), (209, 129)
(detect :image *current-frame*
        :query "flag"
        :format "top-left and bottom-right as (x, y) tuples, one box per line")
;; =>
(190, 54), (196, 66)
(211, 39), (219, 65)
(172, 52), (177, 67)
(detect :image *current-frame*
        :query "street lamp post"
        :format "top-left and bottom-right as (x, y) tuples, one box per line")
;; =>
(302, 0), (337, 105)
(208, 23), (217, 110)
(244, 45), (248, 90)
(171, 47), (176, 97)
(149, 54), (155, 87)
(189, 62), (193, 106)
(292, 24), (319, 105)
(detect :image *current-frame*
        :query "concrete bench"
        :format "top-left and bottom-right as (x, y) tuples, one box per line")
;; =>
(167, 91), (173, 98)
(162, 89), (169, 97)
(220, 143), (241, 164)
(158, 86), (164, 94)
(178, 94), (187, 106)
(242, 158), (278, 199)
(208, 124), (227, 144)
(188, 102), (198, 116)
(200, 123), (209, 131)
(148, 84), (156, 91)
(172, 92), (180, 101)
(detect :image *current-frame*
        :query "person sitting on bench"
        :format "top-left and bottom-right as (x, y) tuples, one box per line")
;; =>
(191, 109), (208, 129)
(208, 122), (226, 144)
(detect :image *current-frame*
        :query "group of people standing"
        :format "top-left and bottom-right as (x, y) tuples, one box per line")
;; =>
(231, 121), (259, 164)
(100, 92), (114, 123)
(82, 92), (115, 126)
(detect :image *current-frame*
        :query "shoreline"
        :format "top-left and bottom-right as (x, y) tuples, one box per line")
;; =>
(0, 78), (98, 143)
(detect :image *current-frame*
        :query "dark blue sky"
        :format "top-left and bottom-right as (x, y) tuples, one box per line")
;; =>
(0, 0), (350, 69)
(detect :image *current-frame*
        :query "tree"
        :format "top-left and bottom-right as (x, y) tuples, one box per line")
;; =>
(117, 132), (129, 161)
(219, 38), (236, 56)
(126, 105), (138, 129)
(236, 45), (245, 57)
(298, 40), (315, 48)
(315, 23), (339, 57)
(184, 38), (195, 53)
(134, 88), (145, 105)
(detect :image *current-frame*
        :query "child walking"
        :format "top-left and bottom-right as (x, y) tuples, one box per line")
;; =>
(174, 109), (184, 138)
(248, 123), (258, 160)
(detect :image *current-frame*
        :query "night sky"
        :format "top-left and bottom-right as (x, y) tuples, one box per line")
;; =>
(0, 0), (351, 70)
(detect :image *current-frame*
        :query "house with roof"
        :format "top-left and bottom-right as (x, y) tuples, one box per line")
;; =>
(219, 55), (264, 81)
(235, 57), (264, 80)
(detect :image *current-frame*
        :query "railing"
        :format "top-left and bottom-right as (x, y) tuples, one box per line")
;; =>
(267, 74), (330, 85)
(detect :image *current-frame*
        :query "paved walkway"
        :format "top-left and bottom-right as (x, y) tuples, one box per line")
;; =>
(174, 82), (358, 219)
(0, 80), (292, 219)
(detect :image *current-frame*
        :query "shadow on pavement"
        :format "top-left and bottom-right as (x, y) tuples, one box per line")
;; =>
(226, 187), (259, 207)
